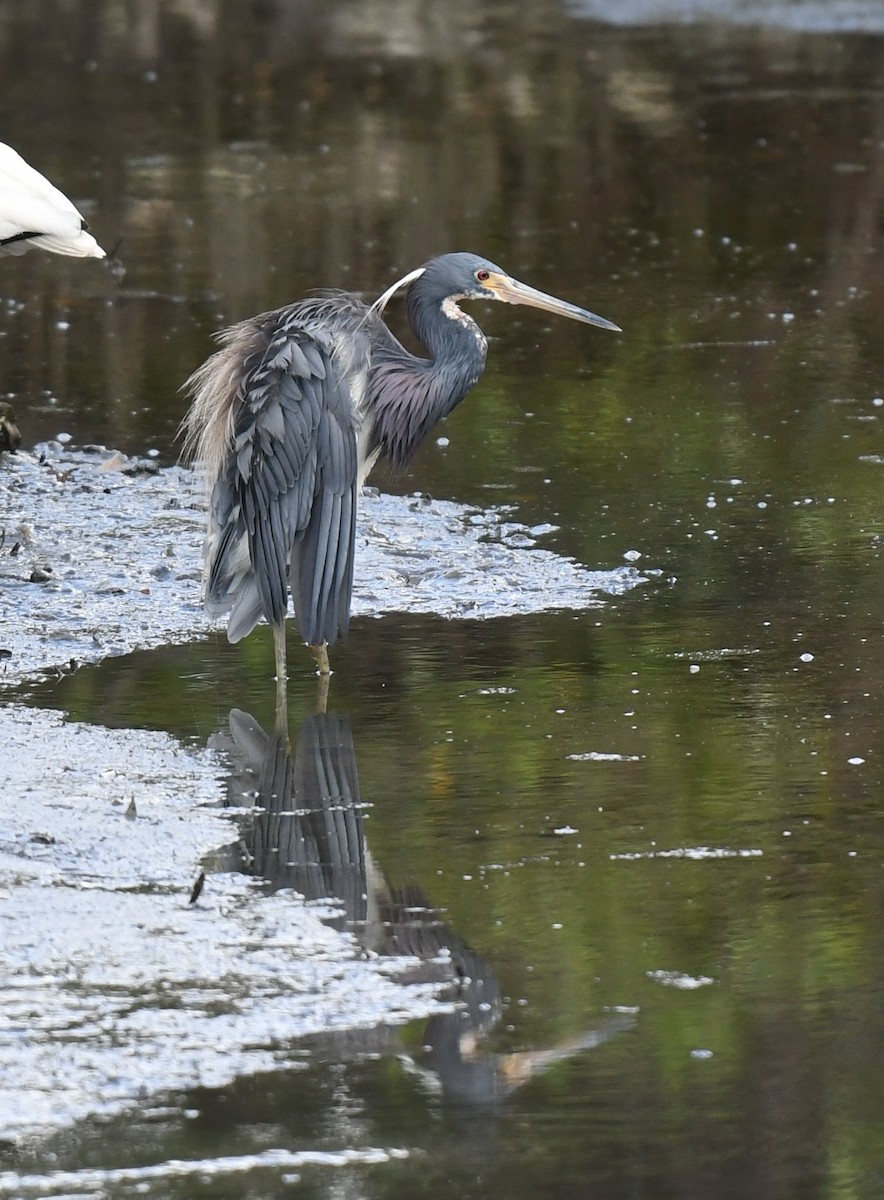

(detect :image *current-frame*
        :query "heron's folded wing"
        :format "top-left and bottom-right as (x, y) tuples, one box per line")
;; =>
(205, 319), (358, 647)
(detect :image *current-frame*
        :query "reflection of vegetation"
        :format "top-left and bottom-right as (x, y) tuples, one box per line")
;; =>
(2, 2), (884, 468)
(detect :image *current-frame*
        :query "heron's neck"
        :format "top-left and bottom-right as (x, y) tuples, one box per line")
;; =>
(367, 297), (488, 471)
(410, 292), (487, 369)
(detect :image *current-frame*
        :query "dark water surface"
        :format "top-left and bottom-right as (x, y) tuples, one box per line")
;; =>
(2, 2), (883, 1197)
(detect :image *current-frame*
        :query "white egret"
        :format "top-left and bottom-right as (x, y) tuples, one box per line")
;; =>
(0, 142), (104, 259)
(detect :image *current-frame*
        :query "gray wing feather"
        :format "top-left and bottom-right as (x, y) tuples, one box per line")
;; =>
(203, 312), (360, 647)
(289, 369), (356, 645)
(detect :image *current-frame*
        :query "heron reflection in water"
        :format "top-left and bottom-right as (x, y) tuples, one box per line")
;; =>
(210, 693), (633, 1106)
(184, 253), (620, 691)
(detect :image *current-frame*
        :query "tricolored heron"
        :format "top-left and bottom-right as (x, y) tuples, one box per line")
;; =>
(0, 142), (105, 259)
(184, 252), (620, 687)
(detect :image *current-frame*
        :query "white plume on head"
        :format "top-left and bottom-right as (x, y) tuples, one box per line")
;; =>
(370, 266), (426, 316)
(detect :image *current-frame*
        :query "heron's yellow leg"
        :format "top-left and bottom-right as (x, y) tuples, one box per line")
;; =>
(309, 641), (331, 676)
(273, 622), (288, 713)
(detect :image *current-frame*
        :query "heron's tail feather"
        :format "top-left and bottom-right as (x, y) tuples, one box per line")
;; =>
(205, 550), (263, 644)
(181, 316), (267, 489)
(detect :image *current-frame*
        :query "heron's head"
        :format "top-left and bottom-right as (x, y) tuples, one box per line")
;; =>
(374, 252), (620, 333)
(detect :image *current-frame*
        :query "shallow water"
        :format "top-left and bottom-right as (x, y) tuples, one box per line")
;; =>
(1, 2), (883, 1197)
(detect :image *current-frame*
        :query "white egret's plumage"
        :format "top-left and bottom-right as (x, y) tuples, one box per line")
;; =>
(0, 142), (105, 259)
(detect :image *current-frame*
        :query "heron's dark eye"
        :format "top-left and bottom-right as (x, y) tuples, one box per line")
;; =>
(475, 269), (490, 283)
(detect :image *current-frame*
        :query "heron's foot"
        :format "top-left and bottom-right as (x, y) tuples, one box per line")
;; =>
(309, 642), (332, 676)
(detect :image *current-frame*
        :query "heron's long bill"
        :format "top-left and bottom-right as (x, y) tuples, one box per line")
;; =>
(485, 272), (621, 332)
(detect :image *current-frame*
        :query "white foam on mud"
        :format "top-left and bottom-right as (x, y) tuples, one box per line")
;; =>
(0, 1146), (412, 1197)
(646, 970), (716, 989)
(610, 846), (764, 861)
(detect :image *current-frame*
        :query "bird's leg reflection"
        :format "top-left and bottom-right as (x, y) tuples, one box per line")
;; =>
(213, 694), (635, 1104)
(273, 686), (289, 743)
(313, 669), (330, 717)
